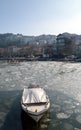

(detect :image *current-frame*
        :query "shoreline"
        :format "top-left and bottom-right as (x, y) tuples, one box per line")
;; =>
(0, 57), (81, 63)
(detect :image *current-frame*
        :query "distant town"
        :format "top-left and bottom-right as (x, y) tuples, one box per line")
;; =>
(0, 33), (81, 62)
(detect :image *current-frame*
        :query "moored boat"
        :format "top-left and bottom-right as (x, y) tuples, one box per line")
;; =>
(21, 84), (50, 122)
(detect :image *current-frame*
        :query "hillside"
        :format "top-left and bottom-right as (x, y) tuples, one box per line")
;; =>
(0, 33), (57, 48)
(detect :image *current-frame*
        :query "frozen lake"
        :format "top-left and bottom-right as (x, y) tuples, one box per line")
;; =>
(0, 61), (81, 130)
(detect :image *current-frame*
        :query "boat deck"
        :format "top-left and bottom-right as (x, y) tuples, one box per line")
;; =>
(27, 105), (47, 112)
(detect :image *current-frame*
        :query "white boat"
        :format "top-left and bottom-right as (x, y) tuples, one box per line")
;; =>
(21, 84), (50, 122)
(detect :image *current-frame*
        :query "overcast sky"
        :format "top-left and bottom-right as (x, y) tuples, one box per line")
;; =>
(0, 0), (81, 35)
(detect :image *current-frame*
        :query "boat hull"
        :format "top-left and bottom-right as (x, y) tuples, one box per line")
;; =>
(27, 111), (44, 122)
(21, 102), (50, 122)
(21, 86), (50, 122)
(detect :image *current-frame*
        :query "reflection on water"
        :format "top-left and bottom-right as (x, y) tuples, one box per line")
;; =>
(0, 90), (81, 130)
(1, 61), (81, 130)
(21, 110), (50, 130)
(0, 91), (22, 130)
(0, 91), (50, 130)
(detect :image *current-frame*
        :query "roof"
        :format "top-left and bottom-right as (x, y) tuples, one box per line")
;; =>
(22, 88), (47, 104)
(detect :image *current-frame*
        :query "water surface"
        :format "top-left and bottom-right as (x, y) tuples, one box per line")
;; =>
(0, 61), (81, 130)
